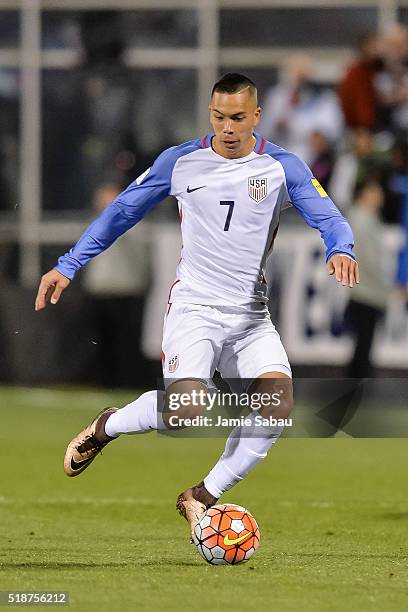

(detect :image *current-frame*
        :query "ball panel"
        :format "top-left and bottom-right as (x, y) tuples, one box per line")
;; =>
(218, 513), (232, 532)
(202, 533), (219, 549)
(199, 544), (213, 563)
(224, 547), (238, 564)
(201, 526), (216, 540)
(243, 546), (255, 561)
(230, 519), (245, 534)
(209, 512), (222, 531)
(199, 514), (212, 529)
(240, 535), (256, 552)
(193, 524), (202, 541)
(242, 513), (257, 532)
(206, 506), (223, 517)
(211, 545), (226, 560)
(250, 516), (260, 536)
(210, 557), (226, 565)
(234, 548), (246, 564)
(226, 510), (246, 521)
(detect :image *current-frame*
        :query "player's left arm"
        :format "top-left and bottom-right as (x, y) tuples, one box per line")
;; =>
(283, 153), (360, 288)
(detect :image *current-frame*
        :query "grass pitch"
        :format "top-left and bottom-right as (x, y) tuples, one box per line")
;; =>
(1, 387), (407, 611)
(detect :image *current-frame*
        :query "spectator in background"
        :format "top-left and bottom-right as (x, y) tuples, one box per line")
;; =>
(329, 129), (385, 212)
(42, 11), (150, 211)
(381, 138), (407, 224)
(346, 178), (392, 378)
(259, 54), (343, 164)
(82, 183), (149, 388)
(338, 32), (382, 131)
(309, 130), (335, 189)
(376, 24), (408, 133)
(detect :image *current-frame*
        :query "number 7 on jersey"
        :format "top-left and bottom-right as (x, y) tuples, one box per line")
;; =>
(220, 201), (235, 231)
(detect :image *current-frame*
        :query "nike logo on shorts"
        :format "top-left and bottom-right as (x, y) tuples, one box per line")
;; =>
(187, 185), (206, 193)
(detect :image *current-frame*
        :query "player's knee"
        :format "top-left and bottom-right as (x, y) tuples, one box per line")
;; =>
(249, 376), (293, 420)
(258, 398), (293, 420)
(163, 379), (209, 429)
(273, 385), (293, 419)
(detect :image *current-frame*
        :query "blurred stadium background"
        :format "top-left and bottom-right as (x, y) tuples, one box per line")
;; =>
(0, 0), (407, 388)
(2, 5), (408, 609)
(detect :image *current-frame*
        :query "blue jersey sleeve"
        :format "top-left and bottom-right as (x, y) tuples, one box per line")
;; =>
(55, 139), (200, 279)
(271, 147), (355, 262)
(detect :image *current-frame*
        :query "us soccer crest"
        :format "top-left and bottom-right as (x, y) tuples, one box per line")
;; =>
(248, 177), (268, 203)
(168, 355), (179, 373)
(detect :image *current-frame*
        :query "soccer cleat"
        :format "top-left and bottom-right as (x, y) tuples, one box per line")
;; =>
(176, 488), (207, 540)
(63, 407), (117, 477)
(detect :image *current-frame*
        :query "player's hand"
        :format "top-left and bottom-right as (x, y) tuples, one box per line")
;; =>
(326, 254), (360, 288)
(35, 269), (71, 311)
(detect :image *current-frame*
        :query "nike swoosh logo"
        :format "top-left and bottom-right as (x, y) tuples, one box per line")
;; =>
(223, 531), (252, 546)
(187, 185), (206, 193)
(70, 456), (94, 472)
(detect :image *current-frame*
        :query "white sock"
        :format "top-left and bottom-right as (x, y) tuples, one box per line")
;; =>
(203, 411), (284, 499)
(105, 390), (167, 437)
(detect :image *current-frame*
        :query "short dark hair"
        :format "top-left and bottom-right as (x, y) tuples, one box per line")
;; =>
(211, 73), (257, 99)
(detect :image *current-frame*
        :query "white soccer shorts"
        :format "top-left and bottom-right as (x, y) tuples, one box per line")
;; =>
(161, 302), (291, 388)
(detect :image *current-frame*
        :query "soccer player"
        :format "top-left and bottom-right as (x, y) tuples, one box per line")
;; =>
(35, 74), (359, 536)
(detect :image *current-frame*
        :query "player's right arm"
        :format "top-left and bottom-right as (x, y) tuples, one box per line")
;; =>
(34, 140), (200, 310)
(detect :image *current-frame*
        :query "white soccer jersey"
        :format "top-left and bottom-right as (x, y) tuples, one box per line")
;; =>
(169, 139), (287, 305)
(56, 133), (355, 307)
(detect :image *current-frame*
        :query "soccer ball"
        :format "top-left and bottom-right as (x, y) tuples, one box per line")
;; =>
(193, 503), (260, 565)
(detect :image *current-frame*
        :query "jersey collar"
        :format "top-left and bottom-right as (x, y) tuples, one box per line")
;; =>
(204, 132), (266, 160)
